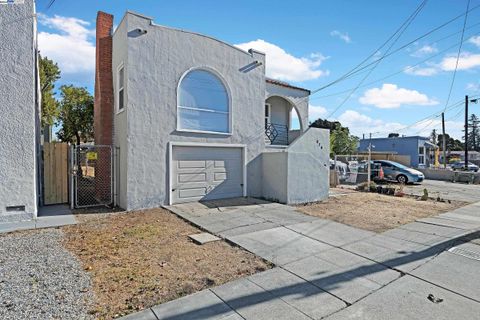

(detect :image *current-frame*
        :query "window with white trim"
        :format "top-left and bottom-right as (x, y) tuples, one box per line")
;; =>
(117, 66), (125, 111)
(178, 69), (229, 133)
(265, 103), (271, 128)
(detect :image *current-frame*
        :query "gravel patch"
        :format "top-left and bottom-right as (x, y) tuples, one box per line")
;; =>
(0, 229), (94, 320)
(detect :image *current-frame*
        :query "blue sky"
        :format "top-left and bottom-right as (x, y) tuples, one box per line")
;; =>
(36, 0), (480, 139)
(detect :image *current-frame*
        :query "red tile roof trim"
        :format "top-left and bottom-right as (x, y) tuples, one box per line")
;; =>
(266, 78), (311, 94)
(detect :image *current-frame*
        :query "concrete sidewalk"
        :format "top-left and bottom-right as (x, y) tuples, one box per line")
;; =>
(122, 199), (480, 320)
(0, 205), (77, 234)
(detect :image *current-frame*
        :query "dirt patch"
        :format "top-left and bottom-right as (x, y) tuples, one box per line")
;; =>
(62, 208), (270, 319)
(297, 189), (467, 233)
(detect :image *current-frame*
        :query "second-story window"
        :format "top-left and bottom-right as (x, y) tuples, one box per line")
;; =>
(117, 65), (125, 111)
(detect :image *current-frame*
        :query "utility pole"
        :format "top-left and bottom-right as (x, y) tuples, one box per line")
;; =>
(465, 95), (469, 169)
(442, 112), (446, 168)
(367, 133), (372, 187)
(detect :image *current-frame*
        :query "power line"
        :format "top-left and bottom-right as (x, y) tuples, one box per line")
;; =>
(310, 26), (480, 101)
(307, 2), (480, 97)
(325, 0), (429, 118)
(315, 0), (430, 98)
(370, 97), (470, 137)
(443, 0), (471, 112)
(46, 0), (56, 9)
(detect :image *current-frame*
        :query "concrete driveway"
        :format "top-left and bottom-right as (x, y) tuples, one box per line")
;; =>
(122, 198), (480, 320)
(404, 179), (480, 203)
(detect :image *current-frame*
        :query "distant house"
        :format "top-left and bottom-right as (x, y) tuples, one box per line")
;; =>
(358, 136), (437, 168)
(449, 151), (480, 161)
(0, 0), (41, 222)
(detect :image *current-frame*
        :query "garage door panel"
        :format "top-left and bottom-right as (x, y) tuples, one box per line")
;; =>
(203, 186), (243, 200)
(179, 187), (207, 199)
(178, 160), (207, 169)
(213, 172), (227, 181)
(172, 146), (244, 204)
(214, 160), (225, 168)
(178, 173), (207, 183)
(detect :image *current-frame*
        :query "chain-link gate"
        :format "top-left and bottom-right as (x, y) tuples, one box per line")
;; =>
(71, 145), (113, 208)
(331, 154), (383, 186)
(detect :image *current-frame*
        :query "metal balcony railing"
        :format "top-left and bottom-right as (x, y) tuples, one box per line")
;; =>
(265, 123), (289, 145)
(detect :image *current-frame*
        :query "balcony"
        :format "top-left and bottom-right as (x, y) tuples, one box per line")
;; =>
(265, 123), (289, 146)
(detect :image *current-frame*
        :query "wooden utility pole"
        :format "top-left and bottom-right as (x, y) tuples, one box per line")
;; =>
(442, 112), (446, 168)
(367, 133), (372, 186)
(465, 95), (469, 169)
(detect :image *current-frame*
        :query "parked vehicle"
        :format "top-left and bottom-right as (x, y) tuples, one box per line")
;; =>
(373, 160), (424, 184)
(356, 161), (384, 182)
(330, 159), (348, 180)
(450, 161), (479, 172)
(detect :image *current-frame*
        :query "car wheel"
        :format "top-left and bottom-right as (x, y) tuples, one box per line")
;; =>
(397, 174), (408, 184)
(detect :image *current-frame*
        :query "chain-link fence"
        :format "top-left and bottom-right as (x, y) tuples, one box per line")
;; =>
(73, 145), (112, 208)
(330, 154), (383, 186)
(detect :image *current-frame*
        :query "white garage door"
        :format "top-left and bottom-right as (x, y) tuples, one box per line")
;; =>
(171, 146), (244, 204)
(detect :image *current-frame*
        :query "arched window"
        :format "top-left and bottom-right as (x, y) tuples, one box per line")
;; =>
(178, 69), (230, 134)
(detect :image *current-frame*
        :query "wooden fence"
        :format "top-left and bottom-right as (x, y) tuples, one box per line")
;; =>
(43, 142), (69, 205)
(356, 152), (411, 167)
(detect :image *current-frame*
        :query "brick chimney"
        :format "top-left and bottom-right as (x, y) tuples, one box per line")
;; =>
(93, 12), (114, 205)
(94, 11), (114, 146)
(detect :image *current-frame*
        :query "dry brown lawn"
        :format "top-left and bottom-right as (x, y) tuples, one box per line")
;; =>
(297, 189), (467, 233)
(62, 208), (270, 319)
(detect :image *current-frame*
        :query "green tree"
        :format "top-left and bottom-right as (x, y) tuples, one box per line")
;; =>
(39, 55), (61, 127)
(310, 118), (341, 131)
(330, 124), (359, 155)
(430, 129), (437, 145)
(310, 119), (359, 155)
(56, 85), (94, 145)
(468, 114), (480, 151)
(437, 133), (464, 151)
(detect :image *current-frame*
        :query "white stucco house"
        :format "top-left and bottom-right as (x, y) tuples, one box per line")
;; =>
(94, 11), (330, 210)
(0, 0), (41, 222)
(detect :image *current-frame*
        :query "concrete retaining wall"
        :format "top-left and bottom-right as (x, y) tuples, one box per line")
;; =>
(417, 168), (480, 184)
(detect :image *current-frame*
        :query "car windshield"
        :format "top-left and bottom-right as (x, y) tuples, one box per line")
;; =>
(382, 161), (409, 169)
(455, 162), (474, 165)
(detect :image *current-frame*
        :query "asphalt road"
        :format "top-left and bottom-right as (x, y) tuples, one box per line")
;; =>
(404, 179), (480, 203)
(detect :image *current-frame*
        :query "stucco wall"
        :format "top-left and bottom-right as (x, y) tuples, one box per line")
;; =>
(266, 96), (290, 126)
(262, 128), (330, 204)
(114, 12), (266, 210)
(287, 128), (330, 203)
(266, 82), (309, 131)
(262, 151), (288, 203)
(112, 15), (129, 209)
(0, 0), (38, 222)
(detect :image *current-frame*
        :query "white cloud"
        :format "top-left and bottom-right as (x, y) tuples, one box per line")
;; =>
(440, 52), (480, 71)
(337, 110), (404, 137)
(291, 104), (327, 129)
(359, 83), (438, 109)
(330, 30), (352, 44)
(308, 104), (328, 121)
(468, 36), (480, 47)
(235, 39), (329, 82)
(406, 118), (464, 139)
(466, 82), (480, 92)
(404, 65), (438, 76)
(410, 44), (438, 57)
(38, 14), (95, 75)
(336, 110), (464, 140)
